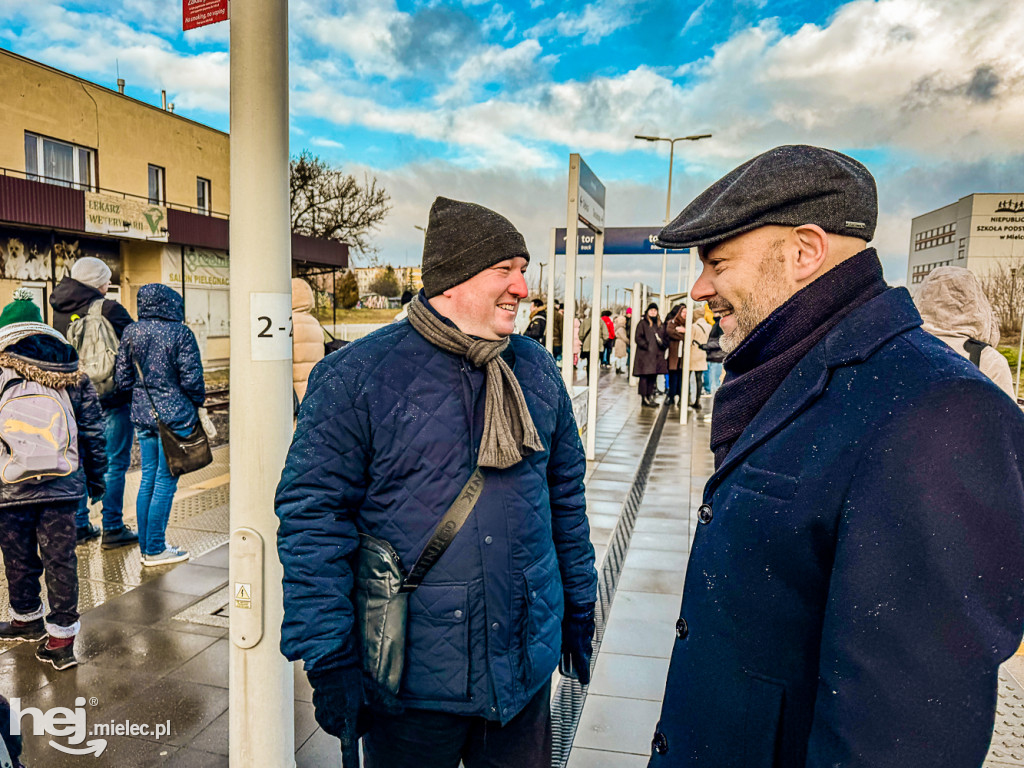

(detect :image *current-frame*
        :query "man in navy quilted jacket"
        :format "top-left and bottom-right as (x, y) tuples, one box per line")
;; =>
(276, 197), (597, 767)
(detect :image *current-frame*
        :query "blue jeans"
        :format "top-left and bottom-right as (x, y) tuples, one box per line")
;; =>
(707, 362), (724, 395)
(76, 404), (135, 530)
(136, 430), (180, 557)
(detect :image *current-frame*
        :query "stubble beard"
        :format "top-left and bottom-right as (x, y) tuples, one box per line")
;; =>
(718, 241), (792, 355)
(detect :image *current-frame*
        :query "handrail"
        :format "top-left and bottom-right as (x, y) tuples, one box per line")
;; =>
(0, 165), (230, 219)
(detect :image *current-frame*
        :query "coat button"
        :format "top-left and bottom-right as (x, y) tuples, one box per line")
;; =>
(491, 622), (499, 631)
(675, 618), (688, 639)
(698, 504), (713, 524)
(484, 535), (493, 545)
(652, 730), (669, 755)
(454, 610), (463, 619)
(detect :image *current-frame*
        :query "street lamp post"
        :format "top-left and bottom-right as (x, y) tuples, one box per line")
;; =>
(635, 133), (712, 314)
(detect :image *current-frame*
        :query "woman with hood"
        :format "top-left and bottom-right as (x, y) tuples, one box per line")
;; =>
(633, 302), (668, 407)
(612, 313), (629, 373)
(291, 278), (325, 403)
(0, 290), (107, 671)
(114, 284), (205, 566)
(914, 266), (1015, 398)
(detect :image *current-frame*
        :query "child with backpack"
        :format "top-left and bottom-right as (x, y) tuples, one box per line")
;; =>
(0, 291), (108, 670)
(50, 256), (137, 548)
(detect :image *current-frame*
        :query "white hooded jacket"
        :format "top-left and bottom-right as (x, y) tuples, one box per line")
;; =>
(914, 266), (1015, 399)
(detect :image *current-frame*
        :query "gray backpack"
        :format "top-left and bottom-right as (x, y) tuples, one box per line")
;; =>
(67, 300), (118, 397)
(0, 370), (79, 484)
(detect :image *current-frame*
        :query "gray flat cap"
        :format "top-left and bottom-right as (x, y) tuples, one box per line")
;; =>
(655, 145), (877, 250)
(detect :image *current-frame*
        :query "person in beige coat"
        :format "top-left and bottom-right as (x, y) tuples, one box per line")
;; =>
(688, 309), (712, 410)
(613, 315), (629, 373)
(914, 266), (1015, 399)
(291, 278), (325, 403)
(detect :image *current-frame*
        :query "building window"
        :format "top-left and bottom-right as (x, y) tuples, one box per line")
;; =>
(148, 164), (166, 205)
(24, 132), (95, 190)
(197, 177), (211, 215)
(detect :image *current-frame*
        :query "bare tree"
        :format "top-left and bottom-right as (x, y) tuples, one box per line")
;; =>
(980, 254), (1024, 337)
(290, 151), (391, 262)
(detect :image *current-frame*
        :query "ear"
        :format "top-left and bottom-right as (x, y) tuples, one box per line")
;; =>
(791, 225), (829, 282)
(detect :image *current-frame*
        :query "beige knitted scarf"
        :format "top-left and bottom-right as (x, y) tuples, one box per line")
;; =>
(407, 296), (543, 469)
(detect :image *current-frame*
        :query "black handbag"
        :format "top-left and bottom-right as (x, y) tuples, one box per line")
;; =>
(133, 359), (212, 478)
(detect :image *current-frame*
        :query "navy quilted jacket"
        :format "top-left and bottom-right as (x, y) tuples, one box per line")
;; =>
(113, 284), (205, 434)
(276, 307), (596, 723)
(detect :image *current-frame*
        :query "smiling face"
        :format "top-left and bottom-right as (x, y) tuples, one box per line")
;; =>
(431, 256), (529, 339)
(690, 226), (799, 354)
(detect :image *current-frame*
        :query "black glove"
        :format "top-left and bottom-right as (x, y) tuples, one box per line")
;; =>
(307, 659), (363, 766)
(560, 602), (596, 685)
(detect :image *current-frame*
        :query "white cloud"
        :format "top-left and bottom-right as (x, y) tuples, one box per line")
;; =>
(527, 0), (643, 44)
(310, 137), (345, 148)
(3, 1), (230, 114)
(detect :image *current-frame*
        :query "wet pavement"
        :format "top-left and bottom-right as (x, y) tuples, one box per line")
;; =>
(3, 370), (1023, 766)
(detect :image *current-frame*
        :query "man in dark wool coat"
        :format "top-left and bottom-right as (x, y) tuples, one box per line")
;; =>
(276, 197), (597, 768)
(647, 145), (1024, 768)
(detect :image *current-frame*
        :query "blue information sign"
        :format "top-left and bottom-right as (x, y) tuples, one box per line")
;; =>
(554, 227), (689, 256)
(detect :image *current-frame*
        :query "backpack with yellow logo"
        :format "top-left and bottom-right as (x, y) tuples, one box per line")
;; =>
(0, 369), (79, 483)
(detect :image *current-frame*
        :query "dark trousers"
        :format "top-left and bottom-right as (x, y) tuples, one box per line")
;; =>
(363, 681), (552, 768)
(691, 371), (705, 408)
(667, 369), (682, 400)
(0, 501), (79, 632)
(638, 374), (658, 399)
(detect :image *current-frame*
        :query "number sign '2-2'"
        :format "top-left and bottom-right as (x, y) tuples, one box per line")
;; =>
(250, 293), (292, 362)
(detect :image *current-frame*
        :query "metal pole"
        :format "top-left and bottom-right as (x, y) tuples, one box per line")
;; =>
(546, 229), (556, 354)
(629, 281), (641, 387)
(586, 232), (605, 460)
(538, 262), (545, 300)
(680, 248), (697, 426)
(228, 1), (295, 766)
(562, 157), (581, 391)
(659, 141), (675, 315)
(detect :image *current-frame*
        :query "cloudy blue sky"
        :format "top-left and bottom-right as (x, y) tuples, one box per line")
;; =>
(3, 0), (1023, 299)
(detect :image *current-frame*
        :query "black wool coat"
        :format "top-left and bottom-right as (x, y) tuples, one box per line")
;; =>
(633, 317), (668, 376)
(649, 288), (1024, 768)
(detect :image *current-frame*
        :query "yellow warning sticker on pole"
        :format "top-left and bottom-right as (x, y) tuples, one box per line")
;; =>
(234, 582), (252, 609)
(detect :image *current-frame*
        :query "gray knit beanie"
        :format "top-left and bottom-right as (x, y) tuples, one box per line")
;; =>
(421, 197), (530, 298)
(71, 256), (112, 292)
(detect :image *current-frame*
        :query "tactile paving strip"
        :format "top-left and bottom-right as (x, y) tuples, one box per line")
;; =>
(551, 404), (669, 768)
(987, 670), (1024, 766)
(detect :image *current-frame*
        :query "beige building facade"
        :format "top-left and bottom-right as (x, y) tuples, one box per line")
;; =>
(907, 193), (1024, 287)
(0, 49), (346, 366)
(353, 265), (423, 297)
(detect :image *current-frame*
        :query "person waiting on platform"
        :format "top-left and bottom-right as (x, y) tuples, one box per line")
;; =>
(277, 197), (596, 768)
(648, 145), (1024, 767)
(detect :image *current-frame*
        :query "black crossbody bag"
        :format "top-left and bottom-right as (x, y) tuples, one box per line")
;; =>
(356, 467), (485, 696)
(133, 359), (213, 478)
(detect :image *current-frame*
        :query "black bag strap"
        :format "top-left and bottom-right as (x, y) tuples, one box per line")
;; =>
(963, 338), (988, 368)
(398, 468), (486, 594)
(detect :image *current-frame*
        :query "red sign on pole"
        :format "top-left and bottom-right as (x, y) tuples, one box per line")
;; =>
(183, 0), (229, 31)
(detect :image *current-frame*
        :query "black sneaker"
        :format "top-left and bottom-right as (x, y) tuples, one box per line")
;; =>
(101, 525), (139, 550)
(0, 618), (46, 642)
(76, 523), (101, 544)
(35, 638), (77, 670)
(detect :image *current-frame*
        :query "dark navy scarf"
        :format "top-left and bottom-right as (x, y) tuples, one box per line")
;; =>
(710, 248), (887, 468)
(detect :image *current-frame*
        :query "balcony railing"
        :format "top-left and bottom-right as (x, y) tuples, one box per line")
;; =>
(0, 166), (228, 219)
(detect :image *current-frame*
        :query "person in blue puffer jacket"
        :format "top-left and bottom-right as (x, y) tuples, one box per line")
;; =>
(276, 197), (597, 768)
(114, 283), (205, 567)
